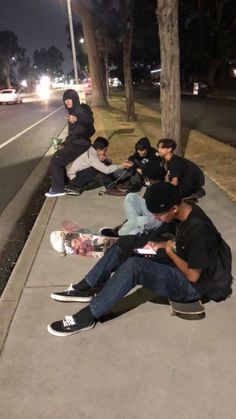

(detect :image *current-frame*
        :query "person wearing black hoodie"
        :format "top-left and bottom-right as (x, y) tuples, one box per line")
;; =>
(45, 89), (95, 197)
(127, 137), (159, 191)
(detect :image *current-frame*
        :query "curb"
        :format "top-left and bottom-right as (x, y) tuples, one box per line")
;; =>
(0, 130), (67, 353)
(0, 197), (56, 353)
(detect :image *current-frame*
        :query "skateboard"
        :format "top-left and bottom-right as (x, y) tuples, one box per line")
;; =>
(50, 231), (117, 257)
(169, 299), (205, 319)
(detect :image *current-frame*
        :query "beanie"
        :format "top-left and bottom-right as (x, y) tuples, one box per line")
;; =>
(145, 182), (181, 214)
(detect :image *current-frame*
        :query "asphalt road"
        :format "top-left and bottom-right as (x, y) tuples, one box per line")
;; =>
(134, 88), (236, 147)
(0, 90), (68, 294)
(0, 90), (66, 214)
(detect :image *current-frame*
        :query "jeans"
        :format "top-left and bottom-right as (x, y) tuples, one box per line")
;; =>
(118, 193), (161, 235)
(82, 245), (200, 319)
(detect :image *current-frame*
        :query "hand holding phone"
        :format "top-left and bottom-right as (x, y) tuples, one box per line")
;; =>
(134, 248), (156, 255)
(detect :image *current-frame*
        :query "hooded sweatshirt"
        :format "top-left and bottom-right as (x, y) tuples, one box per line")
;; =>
(66, 146), (122, 180)
(128, 137), (158, 170)
(63, 89), (95, 145)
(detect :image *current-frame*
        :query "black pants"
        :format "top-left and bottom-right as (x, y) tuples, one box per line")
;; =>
(50, 144), (88, 192)
(68, 168), (116, 190)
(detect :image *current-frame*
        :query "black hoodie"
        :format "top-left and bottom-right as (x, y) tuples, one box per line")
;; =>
(63, 89), (95, 145)
(128, 137), (158, 170)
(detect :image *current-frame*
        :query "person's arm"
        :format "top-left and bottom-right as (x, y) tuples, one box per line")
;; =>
(144, 240), (202, 283)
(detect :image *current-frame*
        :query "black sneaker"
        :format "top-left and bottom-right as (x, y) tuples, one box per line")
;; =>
(47, 307), (95, 337)
(65, 187), (82, 196)
(99, 227), (119, 238)
(50, 283), (93, 302)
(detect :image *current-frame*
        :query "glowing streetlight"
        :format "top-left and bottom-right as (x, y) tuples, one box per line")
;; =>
(66, 0), (79, 84)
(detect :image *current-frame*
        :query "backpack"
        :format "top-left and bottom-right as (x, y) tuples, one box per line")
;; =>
(80, 103), (95, 137)
(210, 233), (233, 301)
(180, 216), (233, 302)
(183, 157), (205, 190)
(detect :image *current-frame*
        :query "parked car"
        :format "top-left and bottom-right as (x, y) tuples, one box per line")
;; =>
(0, 89), (23, 104)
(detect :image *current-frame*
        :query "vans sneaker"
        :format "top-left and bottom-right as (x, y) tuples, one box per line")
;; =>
(50, 283), (93, 302)
(47, 307), (95, 337)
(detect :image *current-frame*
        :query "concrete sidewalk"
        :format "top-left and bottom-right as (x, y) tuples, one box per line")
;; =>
(0, 101), (236, 418)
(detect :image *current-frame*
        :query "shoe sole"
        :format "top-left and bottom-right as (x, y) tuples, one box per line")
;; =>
(50, 293), (93, 302)
(47, 322), (95, 337)
(45, 193), (66, 197)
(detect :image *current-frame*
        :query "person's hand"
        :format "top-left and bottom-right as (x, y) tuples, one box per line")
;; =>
(121, 160), (133, 169)
(165, 240), (176, 255)
(143, 241), (168, 252)
(136, 167), (142, 174)
(66, 114), (77, 124)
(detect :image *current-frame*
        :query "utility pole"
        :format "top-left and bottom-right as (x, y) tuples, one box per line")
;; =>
(66, 0), (79, 84)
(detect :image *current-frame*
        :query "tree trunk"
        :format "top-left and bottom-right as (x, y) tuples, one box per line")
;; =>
(208, 58), (221, 90)
(156, 0), (181, 154)
(76, 0), (108, 107)
(120, 0), (136, 121)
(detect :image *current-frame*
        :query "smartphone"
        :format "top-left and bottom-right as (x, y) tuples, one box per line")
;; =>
(134, 248), (156, 255)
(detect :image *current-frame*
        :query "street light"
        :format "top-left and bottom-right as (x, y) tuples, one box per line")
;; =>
(66, 0), (79, 84)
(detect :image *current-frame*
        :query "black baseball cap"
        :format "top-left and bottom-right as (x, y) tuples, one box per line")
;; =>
(145, 182), (181, 214)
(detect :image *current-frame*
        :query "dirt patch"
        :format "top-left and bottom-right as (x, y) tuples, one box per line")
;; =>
(93, 97), (236, 202)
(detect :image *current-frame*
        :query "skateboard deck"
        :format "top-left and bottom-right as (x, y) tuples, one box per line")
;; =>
(169, 299), (205, 319)
(50, 231), (117, 257)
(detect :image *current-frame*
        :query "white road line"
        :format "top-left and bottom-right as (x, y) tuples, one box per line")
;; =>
(0, 105), (63, 150)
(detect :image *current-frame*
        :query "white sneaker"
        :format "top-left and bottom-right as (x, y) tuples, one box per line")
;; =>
(45, 190), (66, 198)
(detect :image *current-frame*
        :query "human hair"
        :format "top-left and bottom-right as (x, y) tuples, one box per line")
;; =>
(142, 160), (166, 181)
(93, 137), (109, 150)
(135, 137), (151, 152)
(157, 138), (177, 152)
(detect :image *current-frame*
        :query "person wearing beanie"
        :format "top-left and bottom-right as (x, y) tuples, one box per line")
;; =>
(45, 89), (95, 197)
(99, 159), (167, 237)
(47, 182), (231, 337)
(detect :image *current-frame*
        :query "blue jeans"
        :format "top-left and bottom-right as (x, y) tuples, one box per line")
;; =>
(83, 245), (200, 319)
(118, 193), (161, 235)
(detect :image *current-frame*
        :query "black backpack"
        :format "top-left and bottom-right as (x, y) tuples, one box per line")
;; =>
(210, 232), (233, 301)
(183, 157), (205, 190)
(81, 103), (95, 137)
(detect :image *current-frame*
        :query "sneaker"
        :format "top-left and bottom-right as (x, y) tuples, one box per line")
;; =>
(99, 227), (119, 238)
(47, 309), (95, 337)
(50, 283), (94, 302)
(45, 190), (66, 198)
(66, 189), (82, 196)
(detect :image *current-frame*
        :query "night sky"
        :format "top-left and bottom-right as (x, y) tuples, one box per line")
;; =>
(0, 0), (74, 72)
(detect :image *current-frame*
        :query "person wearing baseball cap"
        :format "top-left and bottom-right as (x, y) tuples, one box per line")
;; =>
(48, 182), (232, 336)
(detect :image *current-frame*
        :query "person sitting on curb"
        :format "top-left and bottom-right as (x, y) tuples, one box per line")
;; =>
(65, 137), (133, 195)
(47, 182), (232, 337)
(157, 138), (205, 198)
(99, 159), (166, 237)
(45, 89), (95, 198)
(126, 137), (159, 192)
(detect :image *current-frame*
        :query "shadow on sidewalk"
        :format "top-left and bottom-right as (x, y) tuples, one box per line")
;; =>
(99, 287), (169, 323)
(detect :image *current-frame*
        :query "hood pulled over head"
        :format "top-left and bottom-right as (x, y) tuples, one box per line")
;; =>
(63, 89), (80, 112)
(135, 137), (151, 152)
